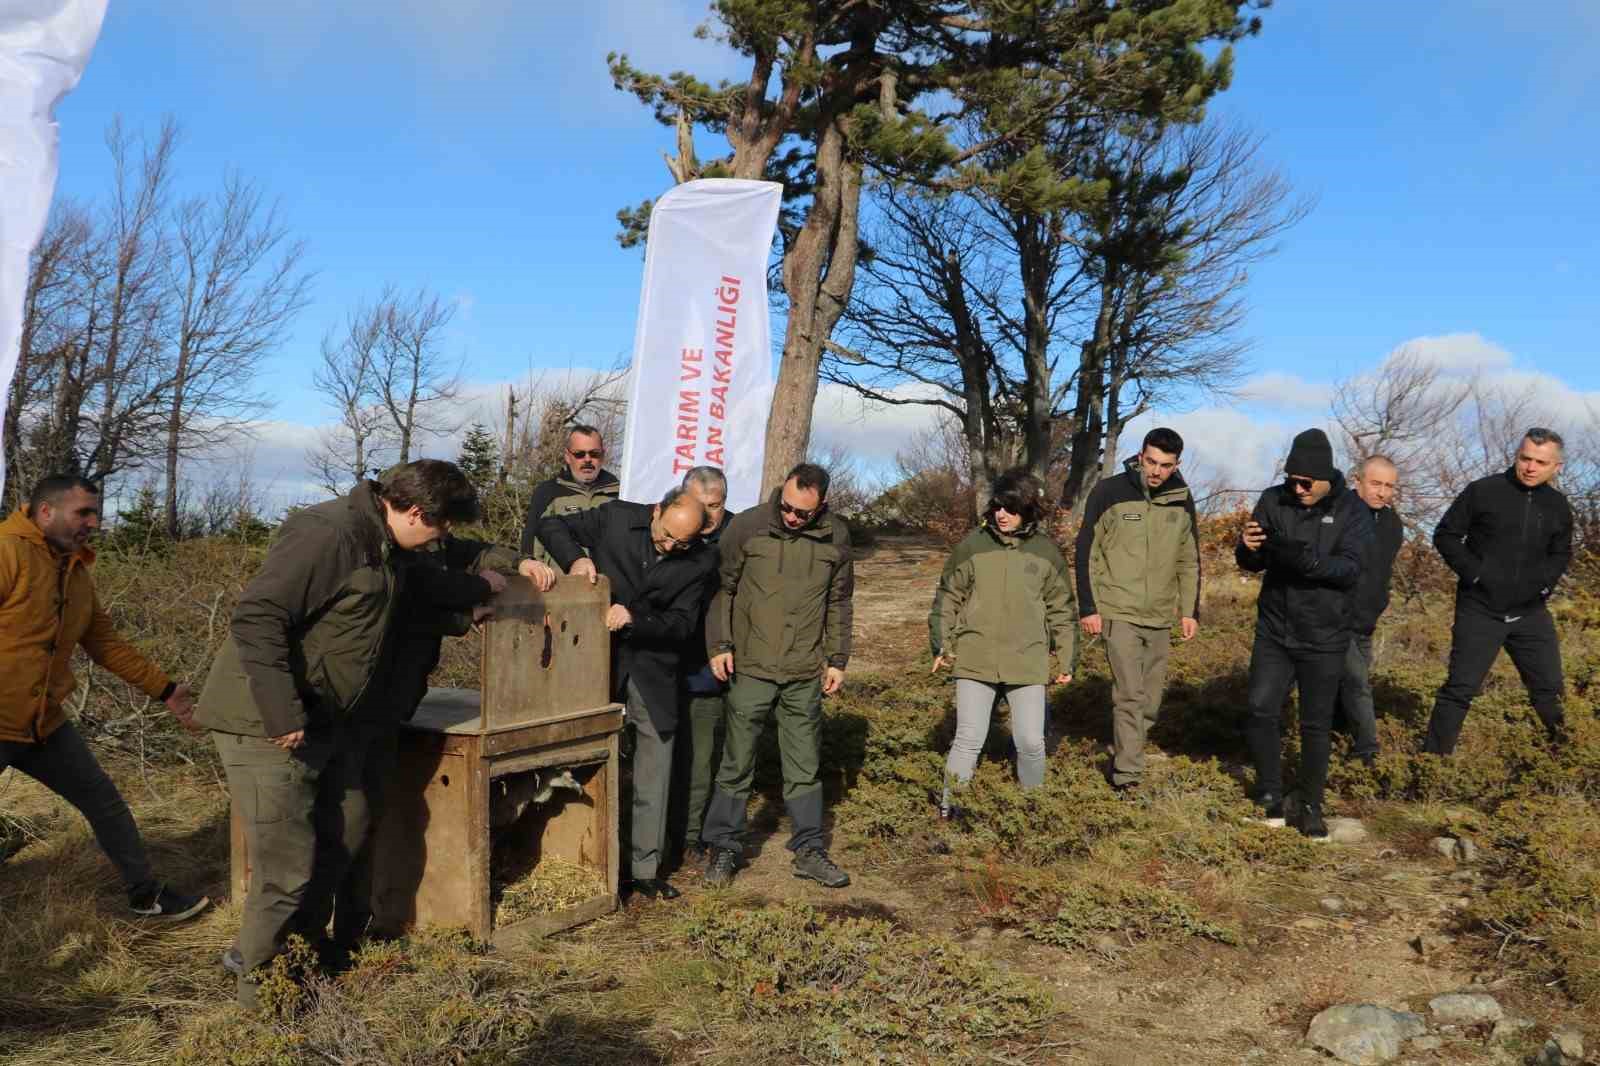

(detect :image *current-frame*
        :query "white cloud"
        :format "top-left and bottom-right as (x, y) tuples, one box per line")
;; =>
(809, 381), (947, 475)
(1235, 370), (1334, 411)
(1389, 332), (1513, 374)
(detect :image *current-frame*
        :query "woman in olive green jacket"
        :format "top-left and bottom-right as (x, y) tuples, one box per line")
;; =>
(929, 470), (1077, 813)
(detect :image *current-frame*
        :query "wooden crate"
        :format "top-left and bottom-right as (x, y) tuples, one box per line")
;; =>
(230, 574), (624, 945)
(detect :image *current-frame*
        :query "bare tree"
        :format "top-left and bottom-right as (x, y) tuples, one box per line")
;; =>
(160, 174), (311, 536)
(376, 287), (462, 463)
(307, 301), (391, 495)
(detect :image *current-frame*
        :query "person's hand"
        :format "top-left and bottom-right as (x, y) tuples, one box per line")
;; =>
(710, 652), (734, 682)
(1080, 613), (1103, 636)
(271, 729), (305, 751)
(569, 558), (598, 584)
(1241, 521), (1267, 552)
(1180, 617), (1198, 641)
(605, 604), (632, 631)
(163, 683), (199, 734)
(931, 655), (948, 674)
(518, 559), (557, 591)
(479, 569), (509, 595)
(823, 666), (846, 696)
(1052, 673), (1072, 685)
(472, 604), (495, 625)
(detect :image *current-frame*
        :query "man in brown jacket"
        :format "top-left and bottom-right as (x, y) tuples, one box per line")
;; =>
(0, 475), (208, 921)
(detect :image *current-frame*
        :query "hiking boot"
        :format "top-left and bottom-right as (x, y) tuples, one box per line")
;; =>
(1298, 804), (1329, 840)
(129, 884), (210, 922)
(792, 847), (850, 888)
(220, 947), (245, 977)
(1112, 780), (1140, 800)
(704, 846), (740, 887)
(1255, 792), (1286, 828)
(1357, 752), (1377, 771)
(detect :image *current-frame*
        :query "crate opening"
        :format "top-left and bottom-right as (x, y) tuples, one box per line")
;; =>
(490, 761), (609, 928)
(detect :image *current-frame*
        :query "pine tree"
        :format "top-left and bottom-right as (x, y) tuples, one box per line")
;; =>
(457, 422), (499, 495)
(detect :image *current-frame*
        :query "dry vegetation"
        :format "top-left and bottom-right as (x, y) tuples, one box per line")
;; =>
(4, 520), (1600, 1064)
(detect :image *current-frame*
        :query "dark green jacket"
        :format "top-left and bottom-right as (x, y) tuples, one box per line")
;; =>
(929, 523), (1078, 685)
(1074, 457), (1200, 628)
(519, 469), (620, 565)
(706, 491), (854, 684)
(198, 482), (407, 737)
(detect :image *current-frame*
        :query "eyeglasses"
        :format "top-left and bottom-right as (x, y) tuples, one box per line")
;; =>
(568, 449), (604, 460)
(1286, 476), (1316, 491)
(779, 501), (818, 522)
(657, 530), (699, 551)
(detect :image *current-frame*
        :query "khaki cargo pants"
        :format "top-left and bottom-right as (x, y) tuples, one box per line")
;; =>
(1104, 618), (1172, 786)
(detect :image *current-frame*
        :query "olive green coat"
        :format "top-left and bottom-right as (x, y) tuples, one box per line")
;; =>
(198, 482), (407, 738)
(928, 523), (1078, 685)
(706, 491), (854, 684)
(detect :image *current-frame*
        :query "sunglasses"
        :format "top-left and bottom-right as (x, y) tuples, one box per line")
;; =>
(779, 501), (818, 522)
(568, 449), (604, 460)
(1286, 475), (1316, 491)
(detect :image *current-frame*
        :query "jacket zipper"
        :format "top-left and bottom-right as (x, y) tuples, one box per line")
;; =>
(1513, 489), (1531, 597)
(41, 558), (73, 740)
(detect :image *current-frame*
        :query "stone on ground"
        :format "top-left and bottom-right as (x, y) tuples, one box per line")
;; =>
(1326, 817), (1368, 844)
(1306, 1004), (1427, 1065)
(1428, 991), (1502, 1025)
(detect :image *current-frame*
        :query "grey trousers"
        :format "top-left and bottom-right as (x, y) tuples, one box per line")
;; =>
(625, 681), (675, 881)
(944, 679), (1047, 794)
(0, 722), (156, 898)
(1335, 633), (1380, 758)
(668, 689), (726, 850)
(1104, 619), (1172, 786)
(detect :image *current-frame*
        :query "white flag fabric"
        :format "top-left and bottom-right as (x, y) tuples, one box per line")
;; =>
(0, 0), (108, 497)
(619, 179), (780, 514)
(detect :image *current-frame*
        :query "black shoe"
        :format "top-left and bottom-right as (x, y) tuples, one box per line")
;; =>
(1112, 780), (1140, 800)
(704, 846), (740, 887)
(938, 801), (964, 822)
(1298, 804), (1329, 840)
(792, 847), (850, 888)
(312, 936), (354, 975)
(221, 947), (245, 977)
(626, 877), (682, 901)
(128, 883), (210, 922)
(1357, 752), (1377, 770)
(1255, 792), (1286, 825)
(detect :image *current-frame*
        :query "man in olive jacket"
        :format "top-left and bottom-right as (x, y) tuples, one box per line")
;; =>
(1074, 427), (1201, 792)
(198, 460), (480, 1007)
(701, 463), (855, 890)
(519, 424), (620, 565)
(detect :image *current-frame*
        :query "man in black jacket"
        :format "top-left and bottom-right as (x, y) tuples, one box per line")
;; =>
(539, 488), (712, 900)
(1422, 428), (1573, 755)
(1336, 455), (1405, 767)
(1237, 429), (1374, 838)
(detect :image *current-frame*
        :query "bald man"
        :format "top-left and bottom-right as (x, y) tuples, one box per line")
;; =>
(1336, 456), (1405, 767)
(538, 487), (714, 900)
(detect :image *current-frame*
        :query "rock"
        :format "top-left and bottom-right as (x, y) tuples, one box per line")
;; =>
(1428, 992), (1503, 1025)
(1431, 836), (1461, 860)
(1456, 837), (1479, 862)
(1490, 1015), (1533, 1042)
(1091, 933), (1122, 956)
(1293, 917), (1325, 930)
(1307, 1004), (1428, 1065)
(1550, 1027), (1584, 1061)
(1410, 1034), (1443, 1051)
(1409, 933), (1453, 957)
(1327, 817), (1369, 844)
(1320, 896), (1347, 914)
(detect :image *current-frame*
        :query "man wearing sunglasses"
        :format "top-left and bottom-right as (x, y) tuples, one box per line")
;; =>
(1422, 428), (1572, 755)
(1236, 428), (1374, 839)
(539, 487), (713, 901)
(701, 463), (855, 890)
(519, 424), (620, 566)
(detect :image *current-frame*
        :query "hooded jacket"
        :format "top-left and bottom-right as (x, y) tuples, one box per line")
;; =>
(929, 521), (1078, 685)
(1235, 473), (1375, 653)
(1075, 456), (1201, 628)
(198, 481), (406, 738)
(706, 490), (854, 684)
(519, 469), (620, 564)
(1434, 467), (1573, 617)
(0, 510), (172, 744)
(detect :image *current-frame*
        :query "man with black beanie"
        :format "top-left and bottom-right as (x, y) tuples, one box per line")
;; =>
(1422, 428), (1573, 754)
(1236, 428), (1374, 838)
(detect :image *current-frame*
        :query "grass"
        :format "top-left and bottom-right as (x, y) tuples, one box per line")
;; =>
(5, 531), (1600, 1062)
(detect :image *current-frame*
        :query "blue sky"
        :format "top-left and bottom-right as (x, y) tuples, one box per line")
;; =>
(47, 1), (1600, 498)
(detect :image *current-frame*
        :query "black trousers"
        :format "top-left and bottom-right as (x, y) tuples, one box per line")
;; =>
(1244, 634), (1344, 812)
(1422, 601), (1564, 755)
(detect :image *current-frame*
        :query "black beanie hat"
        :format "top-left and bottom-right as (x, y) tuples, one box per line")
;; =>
(1284, 428), (1337, 481)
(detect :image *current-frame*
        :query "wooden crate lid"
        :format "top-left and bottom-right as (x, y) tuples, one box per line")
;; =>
(479, 574), (613, 729)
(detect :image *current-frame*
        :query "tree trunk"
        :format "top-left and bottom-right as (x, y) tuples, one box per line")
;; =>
(762, 116), (862, 494)
(163, 373), (185, 539)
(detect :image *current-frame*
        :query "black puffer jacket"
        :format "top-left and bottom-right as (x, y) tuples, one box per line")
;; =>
(1236, 473), (1375, 653)
(1434, 468), (1573, 616)
(1351, 505), (1405, 635)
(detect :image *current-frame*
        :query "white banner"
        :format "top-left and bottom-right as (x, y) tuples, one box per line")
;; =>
(0, 0), (108, 496)
(619, 178), (780, 514)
